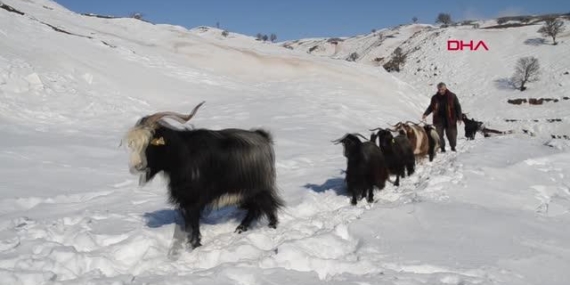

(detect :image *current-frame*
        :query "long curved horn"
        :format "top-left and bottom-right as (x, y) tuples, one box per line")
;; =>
(385, 123), (398, 132)
(405, 120), (422, 126)
(332, 134), (349, 144)
(389, 122), (405, 129)
(141, 101), (205, 127)
(355, 133), (368, 140)
(369, 127), (383, 131)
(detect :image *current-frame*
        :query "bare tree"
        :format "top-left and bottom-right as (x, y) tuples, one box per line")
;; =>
(538, 18), (565, 45)
(216, 21), (220, 29)
(412, 16), (418, 23)
(510, 56), (540, 91)
(435, 13), (452, 25)
(256, 33), (263, 41)
(270, 33), (277, 42)
(262, 34), (269, 41)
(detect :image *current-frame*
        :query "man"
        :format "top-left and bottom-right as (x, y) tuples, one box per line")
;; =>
(422, 82), (462, 152)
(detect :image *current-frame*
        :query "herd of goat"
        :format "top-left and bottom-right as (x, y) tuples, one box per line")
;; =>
(331, 122), (441, 206)
(122, 101), (490, 249)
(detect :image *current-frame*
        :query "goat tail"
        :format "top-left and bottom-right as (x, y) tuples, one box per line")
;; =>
(427, 127), (440, 161)
(270, 185), (286, 210)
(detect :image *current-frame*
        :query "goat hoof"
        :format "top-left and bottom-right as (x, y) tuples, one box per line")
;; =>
(367, 197), (374, 203)
(235, 225), (248, 234)
(268, 223), (277, 229)
(350, 199), (357, 205)
(189, 241), (202, 249)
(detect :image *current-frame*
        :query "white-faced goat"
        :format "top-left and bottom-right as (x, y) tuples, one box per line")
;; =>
(370, 128), (415, 186)
(375, 121), (440, 162)
(123, 101), (285, 249)
(333, 133), (389, 205)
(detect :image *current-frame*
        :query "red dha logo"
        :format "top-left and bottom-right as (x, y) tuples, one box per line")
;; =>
(447, 40), (489, 51)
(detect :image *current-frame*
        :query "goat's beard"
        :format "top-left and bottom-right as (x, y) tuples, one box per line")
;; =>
(139, 172), (148, 186)
(138, 169), (166, 186)
(139, 171), (149, 186)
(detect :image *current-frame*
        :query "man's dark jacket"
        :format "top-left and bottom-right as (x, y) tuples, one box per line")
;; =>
(423, 90), (462, 126)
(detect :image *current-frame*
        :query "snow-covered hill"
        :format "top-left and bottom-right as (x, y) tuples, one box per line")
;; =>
(282, 24), (435, 64)
(284, 16), (570, 138)
(1, 1), (570, 284)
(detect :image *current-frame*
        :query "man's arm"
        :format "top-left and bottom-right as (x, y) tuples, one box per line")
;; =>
(423, 97), (434, 117)
(454, 94), (462, 119)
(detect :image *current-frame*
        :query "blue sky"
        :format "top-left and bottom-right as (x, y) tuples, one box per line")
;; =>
(54, 0), (568, 41)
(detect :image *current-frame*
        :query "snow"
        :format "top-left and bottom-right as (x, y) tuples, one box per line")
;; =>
(1, 0), (570, 284)
(286, 18), (570, 138)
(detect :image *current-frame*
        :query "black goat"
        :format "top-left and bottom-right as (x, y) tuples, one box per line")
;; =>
(462, 114), (484, 140)
(333, 133), (389, 205)
(372, 129), (415, 186)
(462, 114), (513, 139)
(123, 101), (284, 249)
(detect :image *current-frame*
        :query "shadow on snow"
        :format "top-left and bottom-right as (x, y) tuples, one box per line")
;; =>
(304, 175), (347, 196)
(143, 206), (245, 228)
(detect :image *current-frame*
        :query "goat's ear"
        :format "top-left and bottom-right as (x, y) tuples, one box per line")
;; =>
(150, 136), (166, 146)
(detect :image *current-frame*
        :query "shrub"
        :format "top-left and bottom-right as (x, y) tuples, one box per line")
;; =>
(347, 52), (359, 62)
(383, 47), (407, 72)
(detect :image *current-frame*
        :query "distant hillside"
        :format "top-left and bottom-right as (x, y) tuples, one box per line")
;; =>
(282, 13), (570, 138)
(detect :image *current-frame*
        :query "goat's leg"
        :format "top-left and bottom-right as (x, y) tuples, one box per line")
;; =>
(349, 188), (358, 205)
(236, 198), (263, 233)
(407, 159), (415, 176)
(181, 206), (202, 249)
(429, 147), (435, 161)
(267, 212), (278, 229)
(367, 187), (374, 203)
(263, 191), (280, 229)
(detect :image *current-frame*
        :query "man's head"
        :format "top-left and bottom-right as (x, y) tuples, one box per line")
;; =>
(437, 82), (447, 95)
